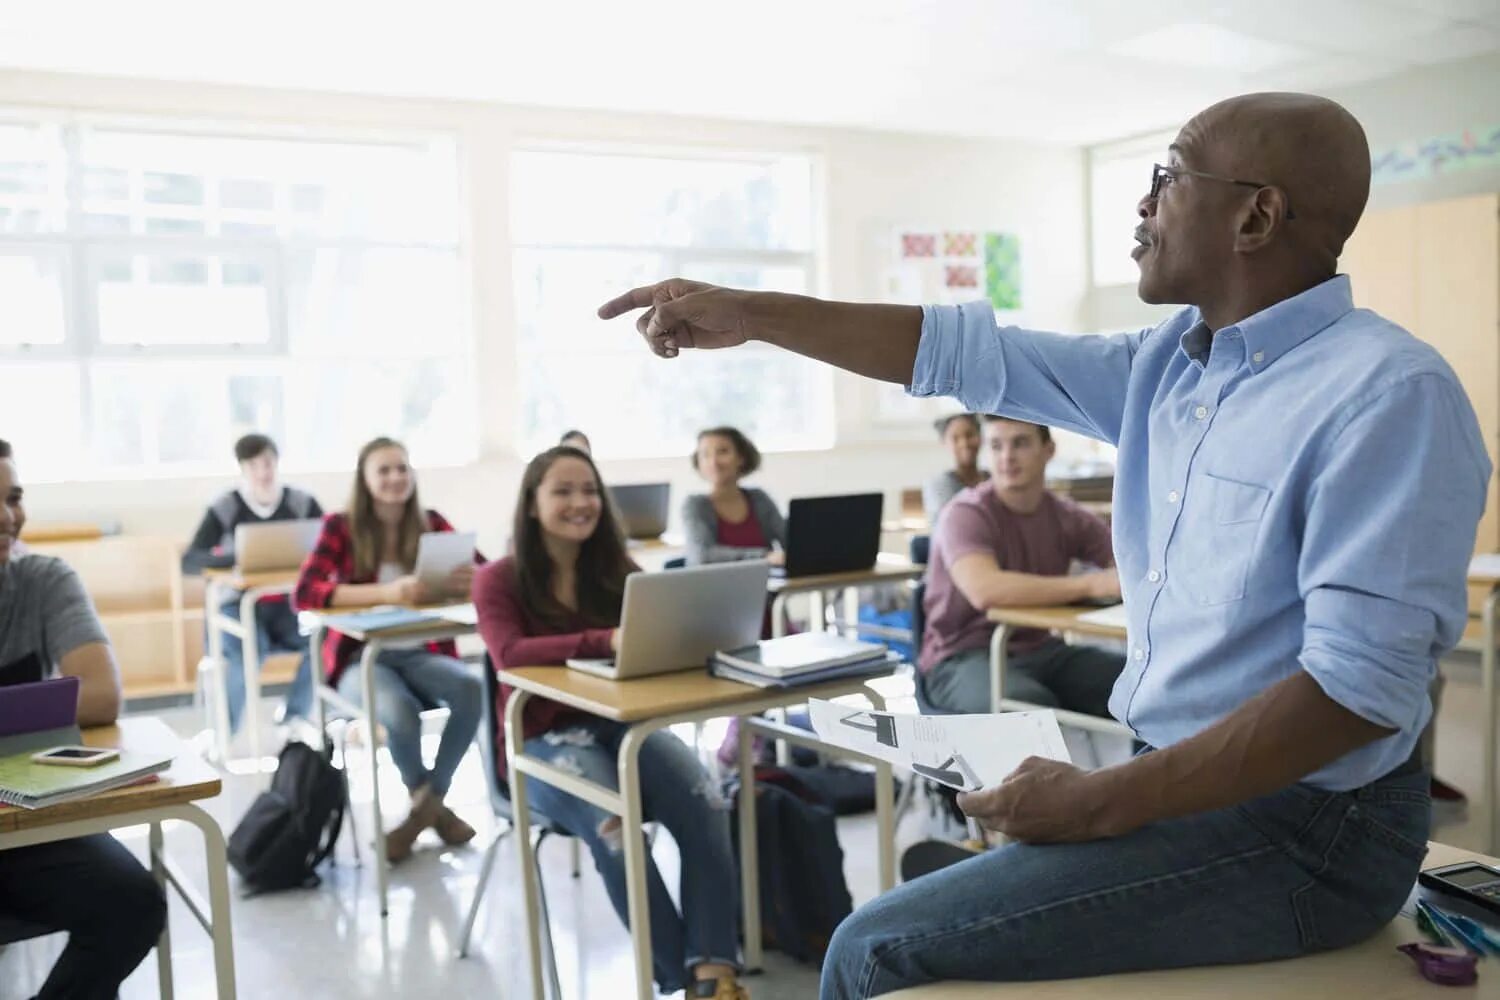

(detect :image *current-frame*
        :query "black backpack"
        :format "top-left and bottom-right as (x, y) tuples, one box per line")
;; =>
(227, 741), (346, 894)
(726, 767), (854, 965)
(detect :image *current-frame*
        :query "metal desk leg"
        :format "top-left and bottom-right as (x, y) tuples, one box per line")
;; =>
(358, 642), (390, 917)
(238, 590), (264, 768)
(988, 624), (1012, 715)
(618, 725), (657, 1000)
(771, 593), (789, 639)
(205, 579), (232, 765)
(149, 820), (175, 1000)
(506, 690), (547, 1000)
(181, 803), (239, 999)
(861, 687), (896, 892)
(1485, 589), (1499, 854)
(738, 711), (763, 972)
(309, 623), (328, 751)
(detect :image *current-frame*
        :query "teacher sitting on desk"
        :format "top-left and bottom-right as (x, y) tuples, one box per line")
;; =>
(599, 91), (1491, 998)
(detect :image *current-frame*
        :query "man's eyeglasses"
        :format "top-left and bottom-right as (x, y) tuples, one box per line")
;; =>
(1150, 163), (1295, 220)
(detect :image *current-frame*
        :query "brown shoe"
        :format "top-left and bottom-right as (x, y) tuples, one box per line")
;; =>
(692, 978), (749, 1000)
(385, 785), (442, 863)
(434, 805), (477, 847)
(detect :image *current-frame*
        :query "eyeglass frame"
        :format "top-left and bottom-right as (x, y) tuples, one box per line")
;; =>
(1150, 163), (1296, 220)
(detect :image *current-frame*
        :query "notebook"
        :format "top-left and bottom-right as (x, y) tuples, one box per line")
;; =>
(713, 632), (890, 677)
(316, 607), (445, 634)
(0, 747), (173, 809)
(710, 651), (901, 689)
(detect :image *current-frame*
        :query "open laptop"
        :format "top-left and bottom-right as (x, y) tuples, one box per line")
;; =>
(610, 482), (670, 540)
(566, 561), (769, 680)
(776, 493), (884, 578)
(234, 518), (323, 572)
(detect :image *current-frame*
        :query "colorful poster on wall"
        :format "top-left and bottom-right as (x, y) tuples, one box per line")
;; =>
(889, 227), (1023, 312)
(1371, 122), (1500, 185)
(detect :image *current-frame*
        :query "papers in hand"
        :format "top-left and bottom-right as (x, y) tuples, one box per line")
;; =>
(808, 699), (1070, 792)
(415, 531), (476, 590)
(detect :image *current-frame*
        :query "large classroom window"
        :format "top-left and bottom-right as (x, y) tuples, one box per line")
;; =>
(0, 112), (475, 482)
(1088, 133), (1170, 288)
(511, 146), (833, 458)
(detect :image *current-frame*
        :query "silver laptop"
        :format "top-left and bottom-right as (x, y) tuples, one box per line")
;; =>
(610, 482), (670, 540)
(566, 561), (769, 680)
(234, 518), (323, 572)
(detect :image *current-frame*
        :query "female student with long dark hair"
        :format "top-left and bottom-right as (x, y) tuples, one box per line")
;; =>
(472, 445), (749, 1000)
(294, 436), (482, 863)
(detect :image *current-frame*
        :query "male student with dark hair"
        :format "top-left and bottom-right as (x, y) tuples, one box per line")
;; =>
(601, 92), (1489, 996)
(920, 415), (1122, 716)
(182, 433), (323, 731)
(0, 438), (168, 1000)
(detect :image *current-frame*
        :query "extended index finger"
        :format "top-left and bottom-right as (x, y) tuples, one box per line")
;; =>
(597, 284), (660, 320)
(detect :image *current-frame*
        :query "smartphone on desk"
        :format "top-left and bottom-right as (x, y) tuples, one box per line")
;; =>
(31, 746), (120, 767)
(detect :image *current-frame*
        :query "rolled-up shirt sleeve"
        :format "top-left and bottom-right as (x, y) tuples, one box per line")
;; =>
(1298, 373), (1491, 732)
(908, 301), (1147, 446)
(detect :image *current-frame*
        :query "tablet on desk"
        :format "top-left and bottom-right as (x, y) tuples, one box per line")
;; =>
(415, 531), (476, 591)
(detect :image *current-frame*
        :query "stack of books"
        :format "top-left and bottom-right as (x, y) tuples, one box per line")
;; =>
(710, 632), (900, 689)
(0, 749), (172, 809)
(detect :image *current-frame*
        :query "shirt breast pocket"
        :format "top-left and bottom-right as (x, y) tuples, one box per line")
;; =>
(1183, 472), (1272, 606)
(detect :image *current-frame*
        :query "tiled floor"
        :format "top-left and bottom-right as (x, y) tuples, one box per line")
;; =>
(2, 654), (1494, 1000)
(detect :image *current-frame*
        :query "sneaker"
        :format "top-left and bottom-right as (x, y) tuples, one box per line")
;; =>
(901, 838), (984, 882)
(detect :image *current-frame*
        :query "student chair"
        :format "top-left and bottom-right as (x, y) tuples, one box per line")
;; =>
(457, 655), (574, 998)
(909, 534), (931, 567)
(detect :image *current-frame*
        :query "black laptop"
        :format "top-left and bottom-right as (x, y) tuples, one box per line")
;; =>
(609, 482), (670, 540)
(777, 493), (884, 578)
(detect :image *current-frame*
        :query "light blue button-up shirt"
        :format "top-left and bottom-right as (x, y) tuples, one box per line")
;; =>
(911, 275), (1490, 790)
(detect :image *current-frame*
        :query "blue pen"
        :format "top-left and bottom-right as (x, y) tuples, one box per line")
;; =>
(1427, 902), (1500, 957)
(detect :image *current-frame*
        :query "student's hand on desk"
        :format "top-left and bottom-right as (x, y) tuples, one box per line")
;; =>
(957, 757), (1131, 844)
(445, 563), (475, 598)
(766, 550), (785, 567)
(386, 575), (430, 606)
(596, 278), (750, 359)
(1083, 568), (1121, 602)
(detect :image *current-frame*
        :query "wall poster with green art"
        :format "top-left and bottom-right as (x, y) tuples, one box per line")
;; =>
(885, 227), (1023, 313)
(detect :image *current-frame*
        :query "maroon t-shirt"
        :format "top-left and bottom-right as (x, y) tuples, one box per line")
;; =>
(716, 504), (769, 550)
(919, 483), (1114, 674)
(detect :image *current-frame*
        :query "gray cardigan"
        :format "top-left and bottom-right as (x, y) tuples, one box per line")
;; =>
(681, 488), (786, 565)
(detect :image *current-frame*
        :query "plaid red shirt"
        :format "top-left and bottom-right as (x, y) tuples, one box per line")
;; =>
(294, 509), (464, 686)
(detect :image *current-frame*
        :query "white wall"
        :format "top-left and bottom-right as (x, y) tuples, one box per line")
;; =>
(0, 70), (1090, 555)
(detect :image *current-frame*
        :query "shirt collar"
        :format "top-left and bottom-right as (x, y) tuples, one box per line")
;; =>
(1176, 274), (1355, 373)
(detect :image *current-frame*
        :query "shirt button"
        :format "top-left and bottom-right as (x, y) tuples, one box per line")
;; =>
(1147, 569), (1161, 582)
(1194, 405), (1208, 420)
(1133, 647), (1146, 661)
(1252, 351), (1265, 364)
(1166, 489), (1180, 504)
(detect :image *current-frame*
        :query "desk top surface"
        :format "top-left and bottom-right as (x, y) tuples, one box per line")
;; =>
(985, 604), (1129, 639)
(767, 557), (924, 593)
(886, 842), (1494, 1000)
(202, 567), (301, 590)
(500, 665), (889, 723)
(300, 603), (476, 642)
(0, 717), (220, 835)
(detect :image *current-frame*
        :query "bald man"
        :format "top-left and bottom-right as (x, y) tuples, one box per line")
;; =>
(600, 92), (1491, 997)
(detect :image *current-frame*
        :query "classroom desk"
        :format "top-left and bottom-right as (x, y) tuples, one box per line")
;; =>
(302, 605), (477, 919)
(1470, 562), (1500, 854)
(0, 717), (236, 999)
(985, 605), (1134, 737)
(500, 665), (899, 1000)
(18, 521), (107, 543)
(201, 568), (301, 766)
(886, 840), (1497, 1000)
(767, 555), (925, 639)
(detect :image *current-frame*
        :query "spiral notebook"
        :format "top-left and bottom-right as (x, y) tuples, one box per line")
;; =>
(0, 748), (172, 809)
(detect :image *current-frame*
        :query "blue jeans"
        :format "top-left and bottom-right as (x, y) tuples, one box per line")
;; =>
(523, 718), (739, 993)
(215, 597), (315, 733)
(822, 757), (1430, 998)
(925, 639), (1124, 717)
(335, 648), (482, 797)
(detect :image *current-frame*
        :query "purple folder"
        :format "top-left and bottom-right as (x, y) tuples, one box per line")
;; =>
(0, 676), (80, 738)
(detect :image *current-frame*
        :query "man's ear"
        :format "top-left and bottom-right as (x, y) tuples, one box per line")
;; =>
(1233, 188), (1290, 254)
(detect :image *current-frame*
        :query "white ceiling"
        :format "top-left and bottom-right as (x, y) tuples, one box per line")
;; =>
(1, 0), (1497, 144)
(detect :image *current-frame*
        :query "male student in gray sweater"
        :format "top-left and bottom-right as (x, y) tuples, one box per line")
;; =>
(0, 437), (167, 1000)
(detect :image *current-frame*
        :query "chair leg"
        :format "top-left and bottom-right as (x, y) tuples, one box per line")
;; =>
(457, 824), (511, 958)
(533, 830), (563, 1000)
(338, 726), (363, 869)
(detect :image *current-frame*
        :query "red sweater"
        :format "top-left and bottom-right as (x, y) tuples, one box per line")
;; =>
(294, 510), (468, 687)
(472, 555), (625, 779)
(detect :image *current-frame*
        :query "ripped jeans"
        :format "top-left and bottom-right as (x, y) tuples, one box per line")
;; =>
(523, 718), (740, 992)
